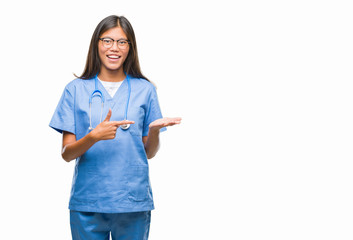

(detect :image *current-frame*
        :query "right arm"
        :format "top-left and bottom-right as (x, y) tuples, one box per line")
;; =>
(61, 131), (97, 162)
(61, 109), (134, 162)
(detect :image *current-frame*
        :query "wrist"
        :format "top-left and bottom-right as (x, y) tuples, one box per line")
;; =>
(148, 127), (160, 135)
(87, 130), (99, 143)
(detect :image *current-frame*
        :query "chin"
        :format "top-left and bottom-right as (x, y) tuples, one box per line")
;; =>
(103, 64), (124, 72)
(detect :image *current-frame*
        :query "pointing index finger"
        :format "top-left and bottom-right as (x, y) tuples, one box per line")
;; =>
(111, 120), (135, 126)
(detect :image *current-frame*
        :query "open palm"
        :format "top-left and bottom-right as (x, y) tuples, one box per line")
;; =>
(149, 117), (182, 130)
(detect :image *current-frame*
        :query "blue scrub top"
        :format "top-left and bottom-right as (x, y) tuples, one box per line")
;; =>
(49, 75), (166, 213)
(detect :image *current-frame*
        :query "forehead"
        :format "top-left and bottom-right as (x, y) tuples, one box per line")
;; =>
(100, 27), (127, 39)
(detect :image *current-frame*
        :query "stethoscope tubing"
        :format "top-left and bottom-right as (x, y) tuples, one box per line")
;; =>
(89, 74), (131, 130)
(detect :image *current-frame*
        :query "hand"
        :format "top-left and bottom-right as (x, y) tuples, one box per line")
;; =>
(90, 109), (135, 141)
(149, 117), (182, 132)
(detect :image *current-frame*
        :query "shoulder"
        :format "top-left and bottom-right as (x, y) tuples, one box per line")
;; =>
(130, 77), (157, 95)
(64, 78), (93, 92)
(130, 77), (155, 89)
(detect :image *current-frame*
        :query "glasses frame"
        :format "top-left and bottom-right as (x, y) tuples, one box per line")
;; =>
(99, 37), (131, 49)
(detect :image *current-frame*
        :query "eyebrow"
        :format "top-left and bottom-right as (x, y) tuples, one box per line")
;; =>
(101, 37), (128, 41)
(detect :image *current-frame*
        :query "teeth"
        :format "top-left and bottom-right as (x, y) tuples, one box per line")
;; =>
(108, 55), (120, 59)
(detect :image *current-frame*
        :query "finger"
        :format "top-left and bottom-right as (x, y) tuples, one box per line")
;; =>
(111, 120), (135, 126)
(165, 118), (181, 124)
(165, 122), (180, 127)
(104, 109), (112, 122)
(169, 117), (182, 122)
(160, 117), (181, 123)
(164, 119), (182, 127)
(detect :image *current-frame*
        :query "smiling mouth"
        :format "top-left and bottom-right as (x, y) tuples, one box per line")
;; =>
(107, 55), (121, 59)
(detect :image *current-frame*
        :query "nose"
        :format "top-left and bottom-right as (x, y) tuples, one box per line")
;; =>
(110, 40), (120, 51)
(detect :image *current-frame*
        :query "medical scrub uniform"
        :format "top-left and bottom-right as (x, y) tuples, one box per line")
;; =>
(49, 75), (165, 239)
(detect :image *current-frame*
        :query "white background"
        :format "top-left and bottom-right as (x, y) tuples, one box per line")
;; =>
(0, 0), (352, 239)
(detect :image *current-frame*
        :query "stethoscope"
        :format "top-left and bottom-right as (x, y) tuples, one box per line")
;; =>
(89, 74), (131, 130)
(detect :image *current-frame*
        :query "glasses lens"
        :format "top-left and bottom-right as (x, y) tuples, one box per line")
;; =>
(102, 38), (113, 48)
(118, 40), (129, 50)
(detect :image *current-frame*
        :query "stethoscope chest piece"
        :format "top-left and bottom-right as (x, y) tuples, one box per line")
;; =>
(121, 123), (130, 130)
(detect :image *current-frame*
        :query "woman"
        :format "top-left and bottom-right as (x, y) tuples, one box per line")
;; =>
(50, 15), (181, 240)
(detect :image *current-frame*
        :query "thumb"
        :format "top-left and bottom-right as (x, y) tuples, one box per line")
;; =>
(104, 109), (112, 122)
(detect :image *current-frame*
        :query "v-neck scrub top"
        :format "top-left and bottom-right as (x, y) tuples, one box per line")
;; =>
(49, 75), (166, 213)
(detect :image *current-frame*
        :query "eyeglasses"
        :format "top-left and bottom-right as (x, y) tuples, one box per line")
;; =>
(99, 37), (130, 50)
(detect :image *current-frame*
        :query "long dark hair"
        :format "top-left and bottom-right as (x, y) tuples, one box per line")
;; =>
(76, 15), (148, 81)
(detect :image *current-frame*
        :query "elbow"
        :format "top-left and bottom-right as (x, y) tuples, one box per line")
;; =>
(61, 153), (73, 162)
(146, 152), (156, 159)
(145, 144), (160, 159)
(61, 146), (74, 162)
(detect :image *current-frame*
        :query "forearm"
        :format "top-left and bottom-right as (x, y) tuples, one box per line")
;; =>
(62, 132), (98, 162)
(61, 113), (134, 162)
(144, 128), (160, 159)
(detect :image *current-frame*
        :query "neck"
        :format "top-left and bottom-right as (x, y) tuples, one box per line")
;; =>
(98, 68), (126, 82)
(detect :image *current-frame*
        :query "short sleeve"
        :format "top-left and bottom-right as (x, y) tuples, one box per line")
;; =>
(143, 86), (166, 137)
(49, 86), (76, 134)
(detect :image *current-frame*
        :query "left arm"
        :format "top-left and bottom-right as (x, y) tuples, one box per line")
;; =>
(143, 117), (182, 159)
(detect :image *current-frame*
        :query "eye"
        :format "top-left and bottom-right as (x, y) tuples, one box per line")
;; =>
(118, 40), (128, 45)
(103, 39), (112, 44)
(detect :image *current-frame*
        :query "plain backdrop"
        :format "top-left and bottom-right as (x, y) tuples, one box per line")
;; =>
(0, 0), (353, 239)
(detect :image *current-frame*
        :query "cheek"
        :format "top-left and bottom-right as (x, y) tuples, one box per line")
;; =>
(98, 49), (106, 61)
(123, 49), (130, 60)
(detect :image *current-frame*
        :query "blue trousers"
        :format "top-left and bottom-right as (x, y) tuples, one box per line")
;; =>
(70, 211), (151, 240)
